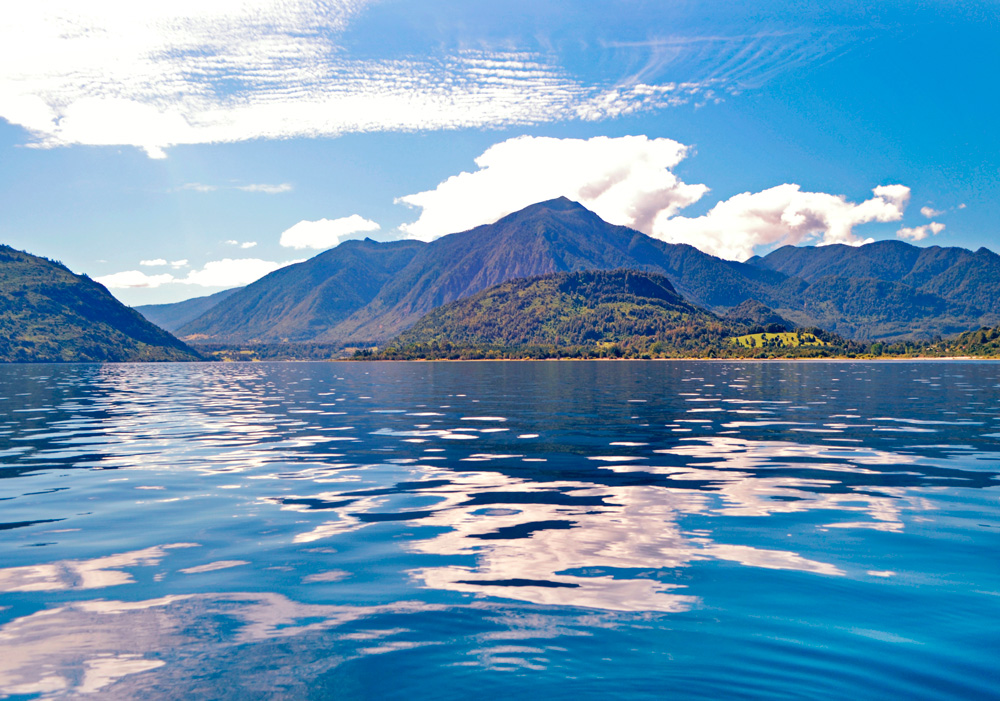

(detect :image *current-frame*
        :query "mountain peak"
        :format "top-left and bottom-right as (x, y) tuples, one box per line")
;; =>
(511, 196), (588, 217)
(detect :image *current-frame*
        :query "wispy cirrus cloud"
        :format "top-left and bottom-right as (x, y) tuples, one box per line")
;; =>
(236, 183), (294, 194)
(604, 30), (857, 94)
(0, 2), (713, 158)
(178, 182), (292, 194)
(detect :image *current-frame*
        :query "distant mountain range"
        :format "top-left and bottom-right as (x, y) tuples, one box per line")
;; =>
(135, 287), (240, 333)
(0, 246), (199, 362)
(143, 197), (999, 346)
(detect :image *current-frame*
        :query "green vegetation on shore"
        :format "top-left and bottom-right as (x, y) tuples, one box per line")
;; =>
(731, 331), (827, 348)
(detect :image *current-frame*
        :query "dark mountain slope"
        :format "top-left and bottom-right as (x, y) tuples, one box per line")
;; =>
(781, 276), (979, 341)
(135, 287), (240, 333)
(747, 239), (1000, 338)
(748, 240), (926, 283)
(916, 247), (1000, 315)
(178, 238), (425, 343)
(0, 245), (199, 362)
(324, 198), (790, 344)
(383, 269), (739, 357)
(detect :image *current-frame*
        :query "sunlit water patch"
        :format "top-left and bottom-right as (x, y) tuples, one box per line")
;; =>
(0, 361), (998, 699)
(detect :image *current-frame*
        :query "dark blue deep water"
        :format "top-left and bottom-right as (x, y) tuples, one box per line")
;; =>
(0, 361), (998, 699)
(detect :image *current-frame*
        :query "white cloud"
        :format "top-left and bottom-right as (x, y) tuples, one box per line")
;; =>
(958, 203), (967, 209)
(240, 242), (257, 249)
(396, 136), (912, 260)
(0, 2), (709, 157)
(181, 182), (293, 194)
(170, 259), (188, 268)
(897, 222), (945, 242)
(237, 183), (293, 194)
(139, 258), (167, 267)
(96, 258), (287, 289)
(397, 135), (708, 241)
(280, 215), (381, 250)
(96, 270), (175, 289)
(920, 206), (944, 218)
(178, 258), (285, 287)
(651, 184), (911, 260)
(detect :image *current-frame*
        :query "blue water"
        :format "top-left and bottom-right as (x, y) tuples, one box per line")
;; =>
(0, 361), (998, 699)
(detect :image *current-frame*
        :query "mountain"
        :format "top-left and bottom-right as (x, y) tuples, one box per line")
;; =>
(178, 238), (425, 343)
(746, 240), (1000, 339)
(175, 198), (781, 346)
(0, 245), (199, 362)
(319, 197), (787, 344)
(135, 287), (240, 333)
(173, 198), (1000, 346)
(379, 269), (741, 359)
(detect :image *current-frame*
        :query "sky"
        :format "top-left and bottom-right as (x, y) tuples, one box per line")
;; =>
(1, 0), (997, 305)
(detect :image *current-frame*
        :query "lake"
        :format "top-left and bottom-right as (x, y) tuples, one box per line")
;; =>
(0, 360), (998, 699)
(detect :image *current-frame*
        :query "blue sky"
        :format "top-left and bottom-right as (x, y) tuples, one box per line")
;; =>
(1, 0), (997, 305)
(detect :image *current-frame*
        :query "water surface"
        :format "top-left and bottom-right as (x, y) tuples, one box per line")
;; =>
(0, 361), (998, 699)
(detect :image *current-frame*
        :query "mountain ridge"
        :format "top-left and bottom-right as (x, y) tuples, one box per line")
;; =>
(0, 245), (200, 362)
(142, 197), (1000, 346)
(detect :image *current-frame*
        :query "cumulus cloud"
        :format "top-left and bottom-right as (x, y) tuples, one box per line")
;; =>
(139, 259), (167, 267)
(920, 206), (944, 219)
(651, 184), (911, 260)
(224, 240), (256, 249)
(96, 258), (287, 289)
(395, 135), (912, 260)
(170, 259), (188, 268)
(397, 135), (708, 241)
(280, 215), (381, 250)
(0, 2), (708, 158)
(897, 222), (945, 242)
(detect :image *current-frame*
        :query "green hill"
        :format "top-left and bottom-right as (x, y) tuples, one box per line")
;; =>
(377, 269), (745, 359)
(0, 245), (199, 362)
(942, 326), (1000, 356)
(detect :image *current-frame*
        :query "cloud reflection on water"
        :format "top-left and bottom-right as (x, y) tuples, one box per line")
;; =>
(1, 362), (998, 696)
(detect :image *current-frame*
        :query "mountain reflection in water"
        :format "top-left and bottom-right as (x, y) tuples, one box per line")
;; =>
(0, 361), (997, 699)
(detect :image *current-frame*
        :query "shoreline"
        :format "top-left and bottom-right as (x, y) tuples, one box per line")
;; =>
(211, 355), (994, 363)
